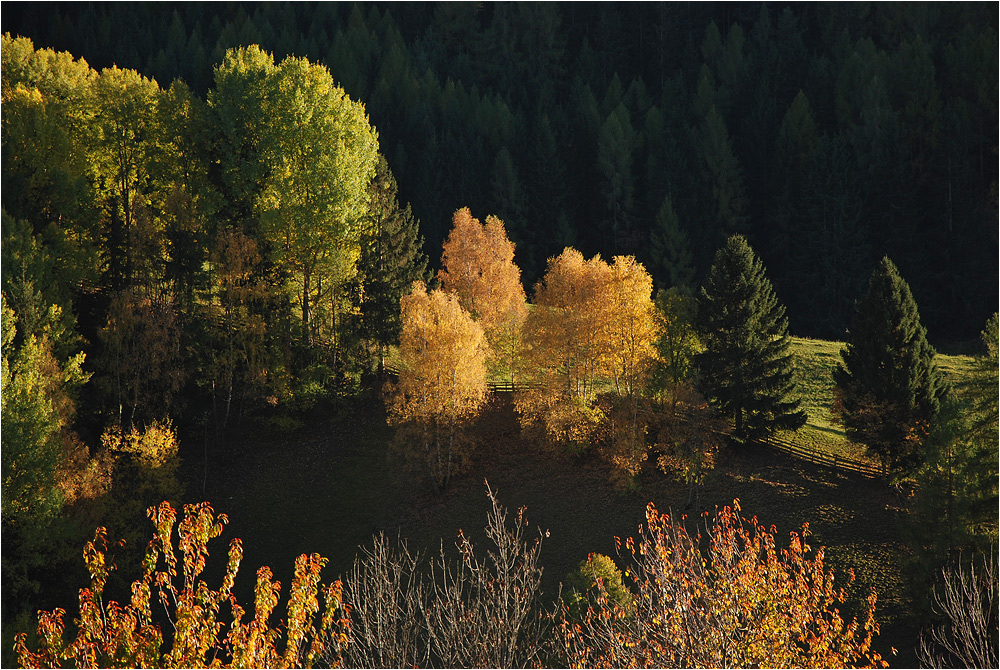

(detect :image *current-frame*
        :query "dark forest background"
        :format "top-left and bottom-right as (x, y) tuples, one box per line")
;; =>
(4, 1), (996, 344)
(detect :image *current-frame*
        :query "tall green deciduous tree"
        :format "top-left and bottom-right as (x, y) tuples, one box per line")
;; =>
(696, 235), (805, 441)
(90, 66), (162, 292)
(1, 35), (101, 277)
(833, 257), (946, 475)
(154, 80), (217, 310)
(260, 54), (379, 344)
(208, 44), (276, 236)
(356, 154), (428, 373)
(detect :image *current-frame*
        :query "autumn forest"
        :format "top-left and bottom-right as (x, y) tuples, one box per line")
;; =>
(1, 3), (997, 669)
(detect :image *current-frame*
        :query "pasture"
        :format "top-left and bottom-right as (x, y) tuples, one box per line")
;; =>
(181, 338), (977, 667)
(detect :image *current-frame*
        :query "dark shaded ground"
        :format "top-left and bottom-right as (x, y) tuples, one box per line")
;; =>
(182, 393), (918, 666)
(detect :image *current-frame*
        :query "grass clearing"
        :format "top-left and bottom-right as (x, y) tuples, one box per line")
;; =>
(169, 335), (980, 667)
(183, 394), (919, 666)
(787, 336), (977, 462)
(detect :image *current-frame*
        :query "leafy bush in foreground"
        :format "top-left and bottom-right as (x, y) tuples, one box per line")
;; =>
(17, 490), (887, 668)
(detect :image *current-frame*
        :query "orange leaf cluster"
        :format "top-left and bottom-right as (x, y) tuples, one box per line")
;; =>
(15, 502), (347, 668)
(437, 207), (528, 382)
(558, 501), (887, 668)
(525, 249), (655, 401)
(517, 249), (657, 454)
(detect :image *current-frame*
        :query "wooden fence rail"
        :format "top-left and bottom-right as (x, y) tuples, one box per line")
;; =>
(756, 434), (883, 479)
(382, 366), (541, 394)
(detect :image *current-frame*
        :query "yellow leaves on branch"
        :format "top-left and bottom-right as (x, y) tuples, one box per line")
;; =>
(560, 501), (887, 669)
(391, 281), (488, 425)
(15, 501), (348, 669)
(437, 207), (528, 382)
(526, 248), (656, 401)
(388, 281), (488, 489)
(101, 419), (178, 470)
(438, 207), (527, 334)
(517, 248), (657, 454)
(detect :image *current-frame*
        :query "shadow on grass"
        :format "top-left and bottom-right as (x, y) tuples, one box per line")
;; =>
(180, 393), (917, 668)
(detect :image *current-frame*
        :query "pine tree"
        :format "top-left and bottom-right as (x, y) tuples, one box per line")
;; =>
(696, 235), (805, 441)
(833, 257), (946, 475)
(357, 155), (428, 373)
(649, 195), (694, 290)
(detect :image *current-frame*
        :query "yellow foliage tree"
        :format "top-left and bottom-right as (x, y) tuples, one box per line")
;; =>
(437, 207), (528, 383)
(518, 249), (657, 461)
(605, 255), (657, 396)
(558, 501), (887, 668)
(388, 282), (488, 490)
(523, 248), (605, 401)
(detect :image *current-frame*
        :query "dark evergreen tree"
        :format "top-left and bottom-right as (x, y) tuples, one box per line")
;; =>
(905, 313), (998, 609)
(833, 257), (946, 476)
(649, 195), (693, 290)
(357, 155), (428, 373)
(695, 235), (805, 441)
(698, 106), (749, 244)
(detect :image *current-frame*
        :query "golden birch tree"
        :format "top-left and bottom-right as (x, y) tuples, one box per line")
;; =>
(518, 249), (657, 463)
(603, 255), (657, 397)
(388, 282), (488, 490)
(437, 207), (528, 383)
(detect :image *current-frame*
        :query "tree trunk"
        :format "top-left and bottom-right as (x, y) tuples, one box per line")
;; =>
(302, 269), (311, 345)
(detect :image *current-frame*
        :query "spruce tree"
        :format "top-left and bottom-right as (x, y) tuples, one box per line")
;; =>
(357, 155), (428, 373)
(833, 257), (946, 475)
(696, 235), (805, 441)
(649, 195), (694, 290)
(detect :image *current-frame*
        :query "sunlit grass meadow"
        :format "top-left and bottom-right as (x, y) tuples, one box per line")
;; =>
(785, 336), (976, 462)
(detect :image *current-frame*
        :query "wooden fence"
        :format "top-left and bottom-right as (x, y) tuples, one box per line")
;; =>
(755, 434), (883, 479)
(383, 365), (882, 479)
(382, 366), (540, 394)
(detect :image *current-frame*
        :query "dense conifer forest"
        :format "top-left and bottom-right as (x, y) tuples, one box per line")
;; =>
(4, 1), (997, 340)
(2, 3), (997, 668)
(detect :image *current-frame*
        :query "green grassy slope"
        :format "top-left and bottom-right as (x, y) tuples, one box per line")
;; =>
(785, 337), (976, 462)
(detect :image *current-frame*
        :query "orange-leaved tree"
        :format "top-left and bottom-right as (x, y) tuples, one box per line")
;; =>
(603, 255), (657, 397)
(437, 207), (527, 383)
(518, 249), (657, 467)
(15, 501), (349, 668)
(516, 248), (607, 448)
(558, 500), (887, 668)
(592, 256), (658, 485)
(388, 281), (488, 490)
